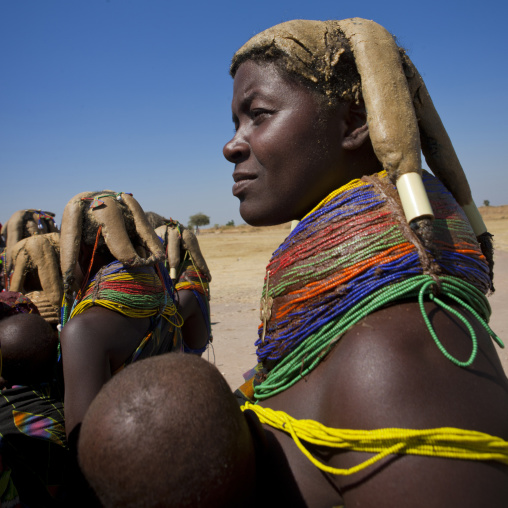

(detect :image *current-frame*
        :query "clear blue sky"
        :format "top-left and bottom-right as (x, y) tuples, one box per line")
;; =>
(1, 0), (507, 228)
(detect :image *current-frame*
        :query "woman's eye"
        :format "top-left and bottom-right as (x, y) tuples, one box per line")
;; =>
(251, 109), (270, 121)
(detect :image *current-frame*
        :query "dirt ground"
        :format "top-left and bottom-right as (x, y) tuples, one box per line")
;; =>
(198, 208), (508, 389)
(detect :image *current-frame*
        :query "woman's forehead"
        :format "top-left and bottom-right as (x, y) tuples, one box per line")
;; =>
(232, 61), (302, 102)
(233, 61), (279, 93)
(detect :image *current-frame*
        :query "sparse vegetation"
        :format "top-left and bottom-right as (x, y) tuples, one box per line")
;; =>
(188, 213), (210, 228)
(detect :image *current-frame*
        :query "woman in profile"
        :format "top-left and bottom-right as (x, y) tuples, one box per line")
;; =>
(222, 18), (508, 507)
(77, 18), (508, 508)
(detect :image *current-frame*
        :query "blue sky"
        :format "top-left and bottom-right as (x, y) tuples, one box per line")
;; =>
(1, 0), (507, 228)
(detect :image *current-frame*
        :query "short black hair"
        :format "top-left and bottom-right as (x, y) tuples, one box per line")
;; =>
(0, 313), (58, 385)
(79, 354), (256, 507)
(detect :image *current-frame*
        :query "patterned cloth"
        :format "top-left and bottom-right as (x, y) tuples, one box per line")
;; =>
(0, 291), (68, 506)
(0, 292), (39, 320)
(0, 382), (70, 507)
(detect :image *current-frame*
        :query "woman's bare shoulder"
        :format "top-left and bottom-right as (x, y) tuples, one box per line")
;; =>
(319, 301), (508, 435)
(260, 301), (508, 508)
(60, 307), (150, 371)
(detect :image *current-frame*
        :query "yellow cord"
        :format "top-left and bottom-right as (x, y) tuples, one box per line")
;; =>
(242, 402), (508, 475)
(71, 298), (183, 326)
(69, 272), (184, 327)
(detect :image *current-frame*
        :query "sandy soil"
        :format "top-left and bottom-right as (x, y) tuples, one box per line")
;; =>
(198, 225), (291, 388)
(198, 209), (508, 388)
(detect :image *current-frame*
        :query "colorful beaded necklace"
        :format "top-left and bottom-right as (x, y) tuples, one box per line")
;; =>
(253, 171), (501, 400)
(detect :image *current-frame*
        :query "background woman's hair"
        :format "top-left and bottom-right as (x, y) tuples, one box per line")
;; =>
(81, 191), (138, 254)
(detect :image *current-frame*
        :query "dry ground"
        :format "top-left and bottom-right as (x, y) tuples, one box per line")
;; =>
(198, 207), (508, 388)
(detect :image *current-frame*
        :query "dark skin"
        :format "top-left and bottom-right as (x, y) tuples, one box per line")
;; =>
(60, 247), (154, 438)
(61, 243), (207, 438)
(256, 303), (508, 507)
(223, 61), (377, 226)
(61, 306), (148, 437)
(224, 61), (508, 507)
(177, 288), (209, 352)
(0, 313), (58, 388)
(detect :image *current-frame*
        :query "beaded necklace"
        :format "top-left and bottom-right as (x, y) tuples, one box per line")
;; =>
(243, 402), (508, 475)
(156, 220), (213, 350)
(61, 260), (182, 328)
(60, 220), (181, 329)
(253, 171), (500, 400)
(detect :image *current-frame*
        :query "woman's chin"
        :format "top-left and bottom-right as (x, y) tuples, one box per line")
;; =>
(240, 205), (289, 228)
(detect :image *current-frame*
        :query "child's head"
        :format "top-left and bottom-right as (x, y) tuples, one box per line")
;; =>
(79, 353), (257, 507)
(0, 312), (58, 386)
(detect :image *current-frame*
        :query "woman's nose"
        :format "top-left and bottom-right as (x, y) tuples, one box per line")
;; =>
(223, 135), (250, 163)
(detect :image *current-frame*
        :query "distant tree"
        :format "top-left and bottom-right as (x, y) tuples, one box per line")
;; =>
(483, 200), (490, 207)
(188, 213), (210, 228)
(226, 220), (235, 227)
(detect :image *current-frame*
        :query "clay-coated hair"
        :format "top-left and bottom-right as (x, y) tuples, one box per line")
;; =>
(230, 22), (363, 108)
(145, 211), (169, 230)
(81, 191), (137, 254)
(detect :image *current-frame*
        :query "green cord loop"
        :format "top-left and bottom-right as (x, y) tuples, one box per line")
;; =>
(254, 275), (503, 400)
(418, 280), (477, 367)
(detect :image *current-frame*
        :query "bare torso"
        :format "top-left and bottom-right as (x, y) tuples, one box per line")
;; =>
(60, 306), (150, 437)
(259, 301), (508, 507)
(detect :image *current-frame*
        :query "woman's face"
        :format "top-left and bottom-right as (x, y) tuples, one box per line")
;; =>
(223, 60), (353, 227)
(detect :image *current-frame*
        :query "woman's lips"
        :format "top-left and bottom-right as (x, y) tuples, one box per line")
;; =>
(232, 173), (256, 197)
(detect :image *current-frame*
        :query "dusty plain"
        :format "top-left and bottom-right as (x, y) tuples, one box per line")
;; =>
(198, 206), (508, 389)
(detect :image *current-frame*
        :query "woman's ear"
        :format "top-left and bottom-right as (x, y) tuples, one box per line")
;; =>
(342, 102), (370, 151)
